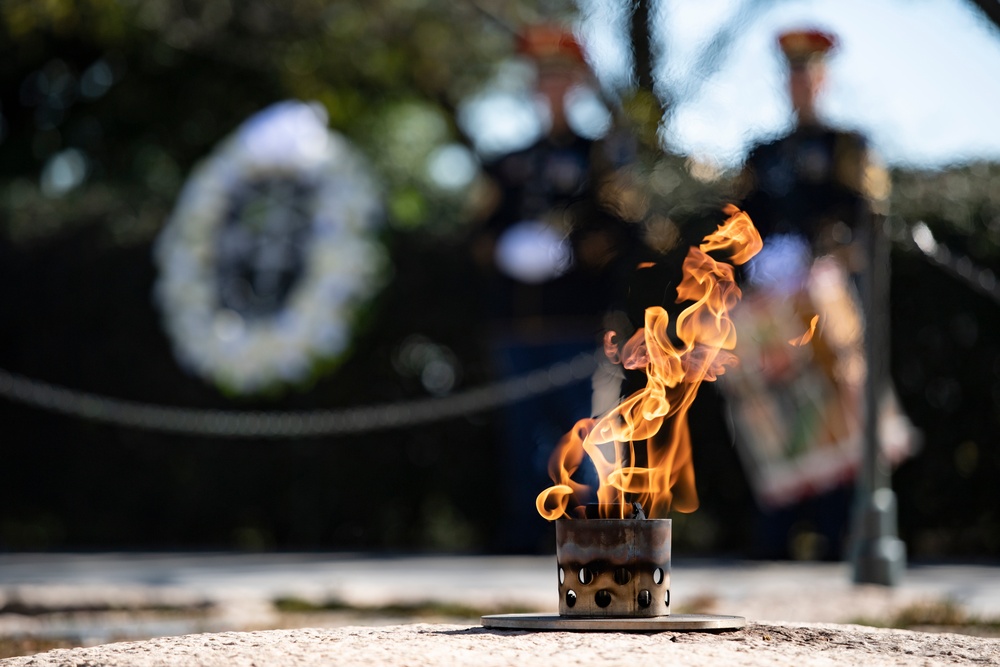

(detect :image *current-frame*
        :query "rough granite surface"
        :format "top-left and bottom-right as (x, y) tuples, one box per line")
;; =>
(2, 622), (998, 667)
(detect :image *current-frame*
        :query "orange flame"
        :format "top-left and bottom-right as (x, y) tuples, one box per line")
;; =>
(789, 314), (820, 347)
(536, 206), (762, 520)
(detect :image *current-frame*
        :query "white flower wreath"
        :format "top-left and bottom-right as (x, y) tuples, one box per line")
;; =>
(154, 101), (384, 394)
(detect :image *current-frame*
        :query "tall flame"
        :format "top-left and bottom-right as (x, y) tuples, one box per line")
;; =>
(536, 205), (762, 520)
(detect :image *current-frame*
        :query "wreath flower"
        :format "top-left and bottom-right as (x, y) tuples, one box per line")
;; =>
(154, 101), (384, 394)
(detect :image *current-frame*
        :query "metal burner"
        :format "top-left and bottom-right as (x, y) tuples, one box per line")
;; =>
(481, 512), (745, 632)
(556, 517), (670, 617)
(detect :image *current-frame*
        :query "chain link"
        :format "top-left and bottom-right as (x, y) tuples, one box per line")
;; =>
(897, 218), (1000, 305)
(1, 221), (995, 439)
(0, 352), (598, 438)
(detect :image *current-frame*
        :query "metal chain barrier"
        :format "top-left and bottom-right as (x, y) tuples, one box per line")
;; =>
(0, 352), (598, 438)
(898, 218), (1000, 305)
(1, 220), (995, 439)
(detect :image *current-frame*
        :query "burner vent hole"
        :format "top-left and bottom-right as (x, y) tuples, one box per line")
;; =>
(653, 567), (664, 585)
(613, 567), (631, 585)
(558, 567), (565, 584)
(637, 590), (652, 608)
(579, 567), (594, 585)
(565, 590), (577, 607)
(594, 590), (612, 608)
(665, 589), (671, 606)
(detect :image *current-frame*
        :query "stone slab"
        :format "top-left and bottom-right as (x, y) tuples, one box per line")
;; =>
(2, 622), (998, 667)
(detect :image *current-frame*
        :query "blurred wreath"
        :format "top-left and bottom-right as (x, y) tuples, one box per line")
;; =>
(154, 101), (384, 394)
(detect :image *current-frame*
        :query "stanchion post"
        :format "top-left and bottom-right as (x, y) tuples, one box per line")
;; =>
(849, 213), (906, 586)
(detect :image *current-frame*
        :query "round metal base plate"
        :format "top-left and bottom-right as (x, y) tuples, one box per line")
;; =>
(481, 612), (746, 632)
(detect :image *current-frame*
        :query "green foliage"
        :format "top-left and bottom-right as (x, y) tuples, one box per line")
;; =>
(0, 0), (569, 243)
(891, 162), (1000, 265)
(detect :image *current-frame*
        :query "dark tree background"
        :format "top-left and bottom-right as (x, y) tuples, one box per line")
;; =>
(1, 0), (998, 558)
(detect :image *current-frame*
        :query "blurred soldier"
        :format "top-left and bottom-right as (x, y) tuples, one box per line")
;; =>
(739, 29), (888, 264)
(726, 28), (910, 560)
(471, 25), (642, 552)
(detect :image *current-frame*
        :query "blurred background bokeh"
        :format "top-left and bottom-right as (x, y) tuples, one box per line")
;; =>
(1, 0), (998, 560)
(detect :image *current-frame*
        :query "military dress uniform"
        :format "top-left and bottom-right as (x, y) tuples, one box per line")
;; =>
(723, 29), (898, 560)
(740, 125), (880, 259)
(475, 27), (642, 552)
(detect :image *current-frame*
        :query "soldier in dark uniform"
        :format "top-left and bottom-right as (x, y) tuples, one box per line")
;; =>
(729, 28), (893, 560)
(738, 29), (888, 267)
(471, 25), (643, 552)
